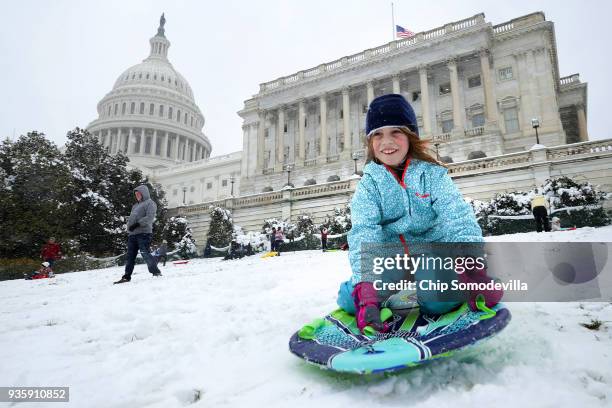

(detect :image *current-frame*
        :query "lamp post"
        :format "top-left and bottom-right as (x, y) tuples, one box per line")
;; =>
(182, 186), (187, 206)
(283, 164), (294, 186)
(434, 143), (440, 160)
(230, 176), (235, 197)
(531, 118), (541, 145)
(352, 151), (364, 174)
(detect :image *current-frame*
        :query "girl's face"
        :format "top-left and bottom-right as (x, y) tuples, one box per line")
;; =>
(370, 127), (409, 166)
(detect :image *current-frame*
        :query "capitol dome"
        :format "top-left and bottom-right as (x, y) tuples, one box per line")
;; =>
(87, 14), (212, 171)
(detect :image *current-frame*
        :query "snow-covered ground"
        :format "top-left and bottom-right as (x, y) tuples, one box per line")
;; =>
(1, 227), (612, 408)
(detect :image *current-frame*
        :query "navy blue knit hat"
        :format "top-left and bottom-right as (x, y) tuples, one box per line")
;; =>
(365, 93), (419, 139)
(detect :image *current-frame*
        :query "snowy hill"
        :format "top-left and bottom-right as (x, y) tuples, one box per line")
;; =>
(1, 227), (612, 407)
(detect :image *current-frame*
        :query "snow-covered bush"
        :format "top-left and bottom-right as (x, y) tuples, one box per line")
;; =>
(207, 206), (234, 248)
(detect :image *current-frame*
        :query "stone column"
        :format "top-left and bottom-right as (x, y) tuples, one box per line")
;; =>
(342, 87), (351, 158)
(319, 94), (328, 161)
(479, 48), (498, 125)
(392, 74), (401, 94)
(297, 100), (306, 165)
(162, 131), (169, 158)
(447, 57), (464, 133)
(152, 130), (158, 156)
(276, 106), (285, 171)
(366, 82), (374, 105)
(418, 65), (432, 136)
(241, 125), (249, 177)
(139, 130), (145, 154)
(174, 135), (180, 160)
(256, 110), (266, 173)
(127, 128), (134, 154)
(577, 103), (588, 142)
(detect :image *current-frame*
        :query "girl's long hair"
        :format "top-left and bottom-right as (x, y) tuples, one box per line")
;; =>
(365, 127), (445, 169)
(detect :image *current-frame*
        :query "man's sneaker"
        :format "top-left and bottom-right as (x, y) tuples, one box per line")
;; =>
(113, 277), (130, 284)
(152, 272), (162, 277)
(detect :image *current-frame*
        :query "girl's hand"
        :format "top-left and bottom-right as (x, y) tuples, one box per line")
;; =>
(352, 282), (389, 333)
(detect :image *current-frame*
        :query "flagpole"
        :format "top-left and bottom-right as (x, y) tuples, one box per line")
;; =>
(391, 2), (395, 41)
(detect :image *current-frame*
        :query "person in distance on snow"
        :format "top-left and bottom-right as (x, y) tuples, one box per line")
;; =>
(40, 237), (62, 268)
(337, 94), (503, 333)
(531, 189), (551, 232)
(114, 185), (162, 284)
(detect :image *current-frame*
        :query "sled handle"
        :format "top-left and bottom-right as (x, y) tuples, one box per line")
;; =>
(475, 294), (496, 320)
(298, 318), (326, 340)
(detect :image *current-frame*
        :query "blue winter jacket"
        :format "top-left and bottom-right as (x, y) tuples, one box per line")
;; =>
(348, 157), (483, 285)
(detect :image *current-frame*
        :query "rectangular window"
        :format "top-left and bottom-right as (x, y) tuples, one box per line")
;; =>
(439, 83), (451, 95)
(468, 75), (481, 88)
(498, 67), (513, 81)
(504, 107), (519, 133)
(206, 182), (212, 190)
(472, 113), (485, 128)
(107, 105), (111, 116)
(304, 117), (308, 127)
(166, 138), (172, 157)
(222, 179), (228, 187)
(130, 102), (135, 114)
(441, 119), (454, 133)
(159, 105), (164, 117)
(265, 128), (269, 138)
(140, 102), (145, 114)
(177, 110), (181, 122)
(412, 91), (421, 102)
(339, 109), (343, 119)
(149, 103), (154, 115)
(168, 107), (173, 119)
(184, 113), (188, 124)
(283, 123), (288, 133)
(191, 116), (194, 127)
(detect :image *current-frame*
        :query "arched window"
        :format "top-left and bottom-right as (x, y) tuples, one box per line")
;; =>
(130, 102), (135, 114)
(159, 105), (164, 117)
(168, 107), (173, 119)
(146, 73), (150, 79)
(184, 113), (188, 124)
(138, 73), (142, 79)
(139, 102), (145, 114)
(149, 103), (154, 115)
(114, 104), (118, 115)
(190, 116), (193, 127)
(121, 103), (126, 114)
(161, 75), (164, 82)
(177, 109), (181, 122)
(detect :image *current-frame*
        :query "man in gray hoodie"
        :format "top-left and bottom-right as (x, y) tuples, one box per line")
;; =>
(114, 185), (162, 284)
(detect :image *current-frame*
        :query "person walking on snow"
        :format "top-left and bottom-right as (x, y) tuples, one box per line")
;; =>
(320, 227), (329, 252)
(274, 228), (285, 255)
(531, 189), (551, 232)
(114, 185), (162, 284)
(337, 94), (503, 333)
(41, 237), (62, 268)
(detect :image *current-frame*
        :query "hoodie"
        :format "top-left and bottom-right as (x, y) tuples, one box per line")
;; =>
(127, 185), (158, 236)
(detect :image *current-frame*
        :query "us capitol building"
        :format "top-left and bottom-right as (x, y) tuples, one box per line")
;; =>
(88, 13), (611, 246)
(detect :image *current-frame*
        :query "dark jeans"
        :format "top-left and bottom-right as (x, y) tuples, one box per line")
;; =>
(124, 233), (161, 279)
(321, 238), (327, 250)
(533, 206), (551, 232)
(155, 255), (167, 266)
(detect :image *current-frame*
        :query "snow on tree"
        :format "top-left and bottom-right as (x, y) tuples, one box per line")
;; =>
(320, 204), (352, 234)
(207, 206), (234, 247)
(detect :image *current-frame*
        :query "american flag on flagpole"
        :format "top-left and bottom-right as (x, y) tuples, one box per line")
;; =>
(396, 25), (415, 38)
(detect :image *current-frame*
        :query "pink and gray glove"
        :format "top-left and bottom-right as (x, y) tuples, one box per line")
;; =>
(352, 282), (389, 333)
(458, 268), (504, 311)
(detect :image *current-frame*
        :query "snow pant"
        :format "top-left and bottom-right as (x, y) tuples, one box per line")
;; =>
(321, 238), (328, 250)
(123, 233), (161, 280)
(336, 267), (463, 317)
(532, 206), (551, 232)
(274, 240), (282, 253)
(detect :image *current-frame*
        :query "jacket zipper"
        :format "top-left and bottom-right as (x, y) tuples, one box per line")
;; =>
(382, 158), (411, 256)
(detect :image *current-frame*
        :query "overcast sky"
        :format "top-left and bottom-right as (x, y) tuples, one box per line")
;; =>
(0, 0), (609, 156)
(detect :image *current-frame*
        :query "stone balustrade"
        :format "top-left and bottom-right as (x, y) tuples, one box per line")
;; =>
(559, 74), (580, 86)
(258, 13), (487, 93)
(464, 126), (485, 137)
